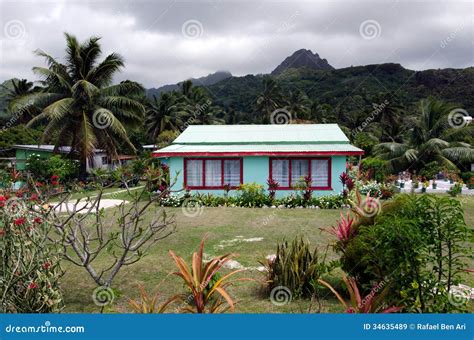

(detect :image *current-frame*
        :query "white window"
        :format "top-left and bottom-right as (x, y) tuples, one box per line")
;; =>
(224, 159), (241, 186)
(205, 160), (222, 187)
(270, 158), (330, 189)
(271, 159), (289, 187)
(311, 159), (329, 187)
(291, 159), (309, 186)
(185, 158), (242, 188)
(186, 159), (203, 187)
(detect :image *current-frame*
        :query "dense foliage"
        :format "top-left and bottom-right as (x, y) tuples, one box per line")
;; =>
(337, 194), (472, 313)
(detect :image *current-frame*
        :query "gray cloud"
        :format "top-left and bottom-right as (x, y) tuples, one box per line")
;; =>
(0, 0), (472, 88)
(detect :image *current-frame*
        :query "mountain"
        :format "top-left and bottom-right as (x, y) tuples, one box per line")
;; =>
(271, 49), (334, 75)
(147, 71), (232, 97)
(207, 63), (474, 116)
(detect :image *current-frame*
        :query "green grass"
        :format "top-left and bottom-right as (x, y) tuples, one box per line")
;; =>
(60, 195), (474, 313)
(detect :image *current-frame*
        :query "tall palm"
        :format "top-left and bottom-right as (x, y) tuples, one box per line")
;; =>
(146, 92), (181, 140)
(375, 97), (473, 172)
(3, 79), (40, 124)
(12, 33), (145, 173)
(255, 77), (284, 123)
(286, 90), (310, 120)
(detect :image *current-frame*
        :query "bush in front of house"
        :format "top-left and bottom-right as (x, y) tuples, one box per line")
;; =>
(159, 191), (345, 209)
(332, 194), (471, 313)
(26, 154), (79, 184)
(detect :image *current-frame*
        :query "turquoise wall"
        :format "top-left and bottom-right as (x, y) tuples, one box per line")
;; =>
(166, 156), (346, 197)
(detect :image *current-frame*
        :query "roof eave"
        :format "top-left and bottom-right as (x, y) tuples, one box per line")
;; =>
(152, 151), (364, 158)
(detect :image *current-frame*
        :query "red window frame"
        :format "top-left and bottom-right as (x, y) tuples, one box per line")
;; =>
(184, 158), (243, 190)
(269, 157), (332, 190)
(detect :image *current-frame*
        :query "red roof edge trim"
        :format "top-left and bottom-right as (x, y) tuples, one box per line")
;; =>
(152, 151), (364, 158)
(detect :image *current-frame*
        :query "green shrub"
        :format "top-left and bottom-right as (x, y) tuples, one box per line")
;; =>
(447, 182), (462, 197)
(237, 182), (269, 207)
(26, 154), (79, 183)
(419, 161), (442, 180)
(339, 194), (472, 312)
(360, 157), (386, 182)
(262, 237), (323, 298)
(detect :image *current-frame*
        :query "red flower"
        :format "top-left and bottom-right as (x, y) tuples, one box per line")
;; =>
(14, 217), (26, 226)
(0, 196), (6, 207)
(42, 262), (51, 270)
(34, 217), (42, 224)
(15, 191), (24, 198)
(30, 193), (39, 202)
(28, 282), (38, 289)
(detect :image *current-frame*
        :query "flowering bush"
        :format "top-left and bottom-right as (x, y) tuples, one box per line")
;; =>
(159, 192), (345, 209)
(357, 181), (383, 197)
(0, 174), (63, 313)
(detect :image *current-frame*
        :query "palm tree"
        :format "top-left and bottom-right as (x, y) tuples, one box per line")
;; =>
(12, 33), (145, 174)
(146, 92), (181, 140)
(375, 97), (473, 173)
(255, 77), (284, 123)
(286, 90), (310, 120)
(3, 79), (40, 124)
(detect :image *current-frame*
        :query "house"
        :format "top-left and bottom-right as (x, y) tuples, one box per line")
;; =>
(13, 145), (135, 172)
(152, 124), (364, 197)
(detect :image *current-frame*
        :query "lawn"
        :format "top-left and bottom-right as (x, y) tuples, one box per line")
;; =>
(60, 195), (474, 313)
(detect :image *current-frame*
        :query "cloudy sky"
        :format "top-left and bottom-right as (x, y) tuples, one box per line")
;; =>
(0, 0), (472, 88)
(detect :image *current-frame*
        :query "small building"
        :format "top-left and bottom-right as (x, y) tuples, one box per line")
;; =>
(13, 145), (134, 172)
(152, 124), (364, 197)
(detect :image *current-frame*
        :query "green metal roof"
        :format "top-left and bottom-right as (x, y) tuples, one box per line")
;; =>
(153, 124), (364, 157)
(173, 124), (350, 144)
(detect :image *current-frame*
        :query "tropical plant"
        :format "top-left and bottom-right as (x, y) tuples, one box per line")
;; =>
(0, 173), (63, 313)
(15, 33), (145, 175)
(267, 178), (279, 201)
(261, 237), (324, 298)
(26, 154), (79, 183)
(341, 194), (472, 312)
(237, 182), (269, 207)
(375, 97), (473, 173)
(2, 79), (40, 124)
(168, 236), (246, 313)
(145, 93), (181, 140)
(127, 284), (174, 314)
(255, 77), (284, 122)
(327, 211), (357, 246)
(318, 274), (401, 313)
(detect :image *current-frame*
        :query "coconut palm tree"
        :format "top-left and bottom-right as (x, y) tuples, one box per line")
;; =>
(375, 97), (473, 172)
(11, 33), (145, 174)
(255, 77), (284, 123)
(3, 79), (40, 124)
(146, 92), (181, 140)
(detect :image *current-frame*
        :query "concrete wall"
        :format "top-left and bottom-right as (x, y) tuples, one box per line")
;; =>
(167, 155), (346, 197)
